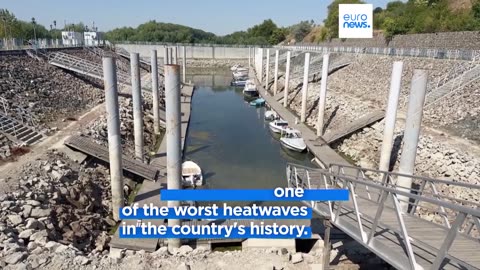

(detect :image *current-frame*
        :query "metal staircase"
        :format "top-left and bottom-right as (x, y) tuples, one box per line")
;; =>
(48, 52), (131, 84)
(287, 163), (480, 270)
(0, 112), (43, 145)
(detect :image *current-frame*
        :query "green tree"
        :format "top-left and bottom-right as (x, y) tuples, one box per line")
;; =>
(0, 9), (16, 38)
(269, 28), (287, 44)
(473, 0), (480, 20)
(290, 20), (313, 42)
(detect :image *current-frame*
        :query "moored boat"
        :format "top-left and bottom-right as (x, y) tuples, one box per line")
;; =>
(268, 119), (289, 133)
(280, 128), (307, 152)
(233, 67), (249, 79)
(249, 98), (265, 106)
(264, 110), (279, 121)
(233, 72), (248, 80)
(230, 64), (243, 71)
(231, 79), (248, 86)
(243, 80), (258, 97)
(182, 161), (204, 187)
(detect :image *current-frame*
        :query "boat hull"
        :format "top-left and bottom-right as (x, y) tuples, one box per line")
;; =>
(243, 90), (259, 98)
(182, 161), (204, 187)
(232, 81), (247, 86)
(264, 111), (278, 121)
(269, 124), (285, 134)
(280, 139), (307, 152)
(250, 98), (265, 106)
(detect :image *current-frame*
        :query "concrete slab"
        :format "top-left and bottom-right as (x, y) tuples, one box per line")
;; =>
(59, 146), (88, 164)
(242, 238), (296, 252)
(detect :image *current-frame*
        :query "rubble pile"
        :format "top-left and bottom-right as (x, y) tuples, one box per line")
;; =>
(0, 54), (104, 127)
(0, 150), (122, 269)
(424, 79), (480, 141)
(82, 97), (157, 161)
(337, 120), (480, 199)
(1, 236), (387, 270)
(0, 134), (14, 160)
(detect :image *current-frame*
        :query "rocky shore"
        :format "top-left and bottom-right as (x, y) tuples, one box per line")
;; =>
(0, 150), (119, 269)
(0, 54), (104, 130)
(263, 52), (480, 202)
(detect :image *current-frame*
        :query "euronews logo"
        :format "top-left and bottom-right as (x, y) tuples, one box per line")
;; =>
(339, 4), (373, 38)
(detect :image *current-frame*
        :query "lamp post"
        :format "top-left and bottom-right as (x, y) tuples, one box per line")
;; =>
(31, 17), (37, 43)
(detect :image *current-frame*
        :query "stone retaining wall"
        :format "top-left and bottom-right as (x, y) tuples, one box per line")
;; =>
(310, 31), (480, 50)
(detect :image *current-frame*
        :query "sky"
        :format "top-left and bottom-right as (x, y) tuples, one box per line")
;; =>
(1, 0), (394, 35)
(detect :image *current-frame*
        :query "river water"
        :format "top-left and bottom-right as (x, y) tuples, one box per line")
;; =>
(184, 69), (315, 192)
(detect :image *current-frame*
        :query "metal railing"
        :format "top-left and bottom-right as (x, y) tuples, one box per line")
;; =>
(286, 162), (480, 270)
(114, 41), (269, 48)
(0, 38), (109, 51)
(275, 45), (480, 61)
(48, 52), (130, 84)
(425, 63), (480, 106)
(328, 163), (480, 237)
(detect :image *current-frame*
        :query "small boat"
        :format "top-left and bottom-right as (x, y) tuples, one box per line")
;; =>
(243, 80), (258, 97)
(264, 110), (279, 121)
(230, 64), (243, 71)
(266, 111), (280, 121)
(269, 119), (289, 133)
(235, 67), (248, 72)
(233, 69), (249, 78)
(280, 128), (307, 152)
(233, 73), (248, 80)
(182, 161), (204, 187)
(250, 98), (265, 106)
(231, 79), (247, 86)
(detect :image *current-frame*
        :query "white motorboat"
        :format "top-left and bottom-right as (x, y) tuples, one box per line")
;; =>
(182, 161), (203, 187)
(264, 110), (279, 121)
(231, 79), (248, 86)
(233, 69), (249, 78)
(233, 73), (248, 80)
(235, 67), (248, 72)
(269, 119), (289, 134)
(243, 80), (258, 97)
(230, 64), (243, 71)
(280, 128), (307, 152)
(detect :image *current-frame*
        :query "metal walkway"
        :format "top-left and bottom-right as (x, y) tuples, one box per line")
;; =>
(287, 163), (480, 270)
(321, 110), (385, 145)
(48, 52), (131, 84)
(64, 135), (159, 181)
